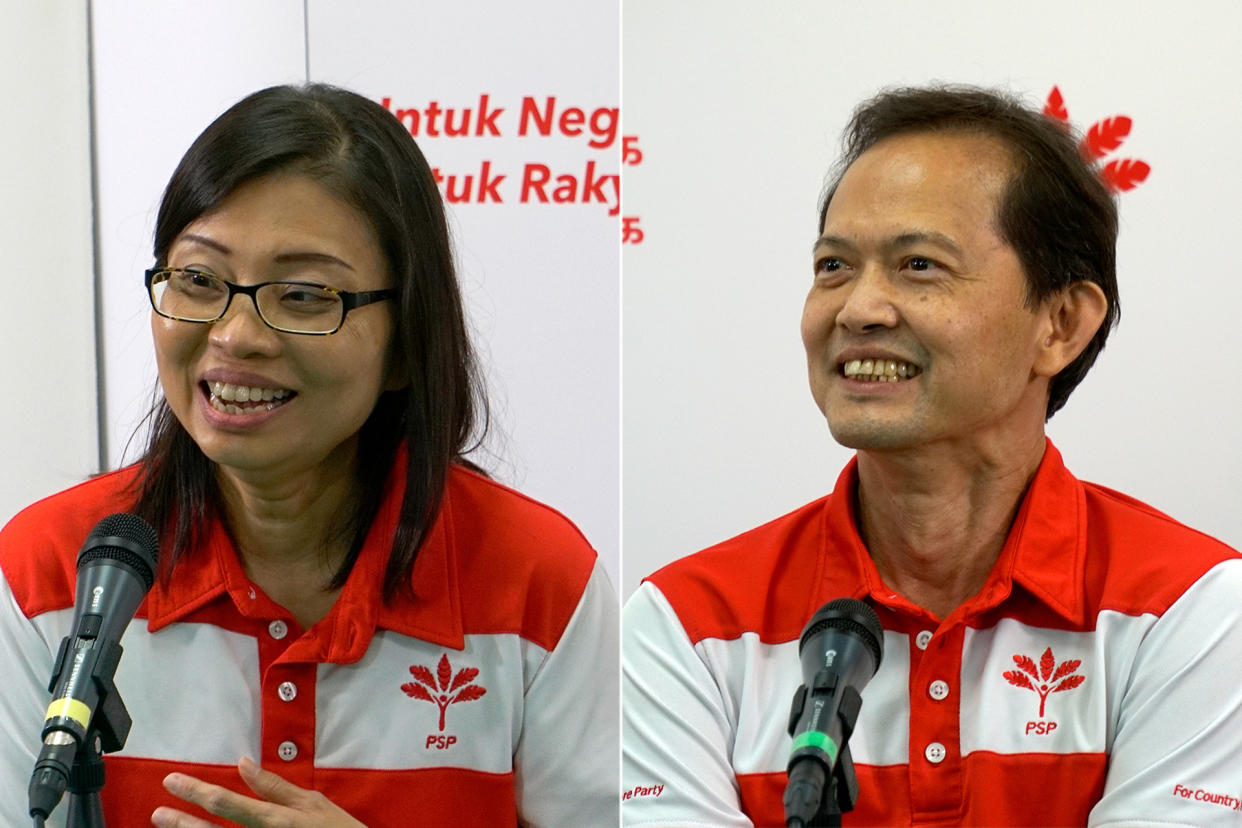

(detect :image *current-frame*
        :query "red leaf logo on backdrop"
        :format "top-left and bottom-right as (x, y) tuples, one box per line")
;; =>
(401, 654), (487, 731)
(1003, 646), (1085, 718)
(1043, 86), (1069, 123)
(1043, 86), (1150, 193)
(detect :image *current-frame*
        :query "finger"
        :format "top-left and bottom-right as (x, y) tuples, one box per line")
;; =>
(237, 755), (316, 809)
(151, 805), (219, 828)
(163, 771), (279, 826)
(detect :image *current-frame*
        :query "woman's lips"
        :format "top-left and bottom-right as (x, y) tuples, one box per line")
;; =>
(199, 381), (296, 424)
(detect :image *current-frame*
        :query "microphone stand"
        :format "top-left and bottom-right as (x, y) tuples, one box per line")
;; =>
(66, 728), (107, 828)
(33, 635), (132, 828)
(784, 681), (864, 828)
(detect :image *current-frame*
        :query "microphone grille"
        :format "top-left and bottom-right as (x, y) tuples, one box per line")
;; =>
(78, 513), (160, 590)
(799, 598), (884, 668)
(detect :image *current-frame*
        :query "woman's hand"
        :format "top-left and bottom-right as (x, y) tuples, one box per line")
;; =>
(150, 756), (366, 828)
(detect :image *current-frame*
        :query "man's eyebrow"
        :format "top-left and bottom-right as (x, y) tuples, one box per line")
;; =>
(172, 235), (355, 271)
(812, 231), (964, 258)
(886, 231), (964, 258)
(812, 234), (856, 255)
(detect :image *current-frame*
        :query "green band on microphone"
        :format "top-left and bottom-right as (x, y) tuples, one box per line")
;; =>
(791, 730), (839, 765)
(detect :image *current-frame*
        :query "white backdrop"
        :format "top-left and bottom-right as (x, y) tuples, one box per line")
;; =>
(5, 0), (620, 590)
(621, 0), (1242, 596)
(0, 2), (96, 525)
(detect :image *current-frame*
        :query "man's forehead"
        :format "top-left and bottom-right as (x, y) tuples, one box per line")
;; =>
(822, 131), (1015, 237)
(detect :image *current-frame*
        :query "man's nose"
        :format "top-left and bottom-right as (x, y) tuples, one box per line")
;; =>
(834, 264), (900, 333)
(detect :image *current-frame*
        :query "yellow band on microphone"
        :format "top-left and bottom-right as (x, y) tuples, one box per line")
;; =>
(45, 697), (91, 730)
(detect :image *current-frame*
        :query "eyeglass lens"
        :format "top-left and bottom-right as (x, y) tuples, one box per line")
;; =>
(150, 270), (343, 334)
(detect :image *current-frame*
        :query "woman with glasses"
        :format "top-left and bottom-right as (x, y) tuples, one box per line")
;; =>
(0, 84), (618, 827)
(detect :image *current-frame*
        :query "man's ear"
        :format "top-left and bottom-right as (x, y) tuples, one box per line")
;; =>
(1033, 281), (1109, 378)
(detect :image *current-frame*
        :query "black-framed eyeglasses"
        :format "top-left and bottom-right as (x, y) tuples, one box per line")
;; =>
(145, 268), (395, 336)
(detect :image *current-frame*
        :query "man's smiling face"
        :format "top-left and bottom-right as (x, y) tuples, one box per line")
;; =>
(802, 131), (1053, 453)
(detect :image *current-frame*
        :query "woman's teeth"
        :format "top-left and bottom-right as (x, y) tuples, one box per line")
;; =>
(842, 359), (921, 383)
(207, 381), (293, 415)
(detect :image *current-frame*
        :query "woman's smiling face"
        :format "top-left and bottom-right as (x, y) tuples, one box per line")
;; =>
(152, 172), (399, 479)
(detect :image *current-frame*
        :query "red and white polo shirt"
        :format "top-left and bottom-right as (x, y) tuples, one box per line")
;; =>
(1, 453), (618, 827)
(622, 441), (1242, 827)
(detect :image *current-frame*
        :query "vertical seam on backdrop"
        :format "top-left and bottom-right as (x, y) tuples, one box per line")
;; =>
(86, 0), (108, 472)
(303, 0), (311, 81)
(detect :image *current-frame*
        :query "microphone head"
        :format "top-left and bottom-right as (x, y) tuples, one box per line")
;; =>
(77, 514), (159, 591)
(799, 598), (884, 673)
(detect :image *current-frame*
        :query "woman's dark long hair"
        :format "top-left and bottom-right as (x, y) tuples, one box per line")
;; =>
(132, 84), (488, 601)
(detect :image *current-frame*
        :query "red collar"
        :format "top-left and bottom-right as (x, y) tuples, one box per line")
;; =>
(143, 450), (467, 660)
(818, 439), (1087, 626)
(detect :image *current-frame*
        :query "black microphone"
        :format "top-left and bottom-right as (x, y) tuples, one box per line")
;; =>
(784, 598), (884, 827)
(28, 513), (159, 822)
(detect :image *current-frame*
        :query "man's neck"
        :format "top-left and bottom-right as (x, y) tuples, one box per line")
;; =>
(854, 432), (1047, 621)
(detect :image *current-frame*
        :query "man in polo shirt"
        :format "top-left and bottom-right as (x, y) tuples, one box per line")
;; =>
(621, 86), (1242, 827)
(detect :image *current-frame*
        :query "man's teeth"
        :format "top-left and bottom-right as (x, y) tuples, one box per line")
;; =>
(842, 359), (921, 382)
(208, 381), (293, 415)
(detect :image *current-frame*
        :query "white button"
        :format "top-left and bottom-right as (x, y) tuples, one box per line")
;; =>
(915, 630), (933, 650)
(278, 681), (297, 702)
(247, 587), (257, 600)
(928, 680), (950, 700)
(924, 742), (946, 764)
(278, 741), (298, 761)
(268, 620), (287, 640)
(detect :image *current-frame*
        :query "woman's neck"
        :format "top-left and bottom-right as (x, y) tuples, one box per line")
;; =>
(215, 442), (358, 626)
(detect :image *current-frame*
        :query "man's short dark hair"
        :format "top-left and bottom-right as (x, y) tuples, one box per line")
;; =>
(819, 85), (1120, 419)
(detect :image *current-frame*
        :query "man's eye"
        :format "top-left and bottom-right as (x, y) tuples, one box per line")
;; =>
(815, 257), (844, 273)
(905, 256), (936, 272)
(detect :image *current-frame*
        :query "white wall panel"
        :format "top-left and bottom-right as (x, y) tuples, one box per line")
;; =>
(0, 1), (96, 525)
(89, 2), (619, 591)
(93, 0), (307, 469)
(622, 0), (1242, 595)
(307, 0), (621, 589)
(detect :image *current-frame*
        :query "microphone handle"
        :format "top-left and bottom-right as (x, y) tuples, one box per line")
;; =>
(784, 756), (827, 827)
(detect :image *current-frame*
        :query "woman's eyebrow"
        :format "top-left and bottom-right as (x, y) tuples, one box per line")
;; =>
(173, 235), (354, 271)
(273, 251), (355, 271)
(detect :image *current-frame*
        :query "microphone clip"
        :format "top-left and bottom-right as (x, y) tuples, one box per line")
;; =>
(29, 634), (133, 825)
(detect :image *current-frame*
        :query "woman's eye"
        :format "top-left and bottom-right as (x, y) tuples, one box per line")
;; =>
(170, 269), (223, 294)
(276, 285), (337, 311)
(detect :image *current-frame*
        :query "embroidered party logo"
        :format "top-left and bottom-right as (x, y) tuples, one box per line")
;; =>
(1043, 86), (1150, 193)
(1003, 647), (1084, 735)
(402, 653), (487, 748)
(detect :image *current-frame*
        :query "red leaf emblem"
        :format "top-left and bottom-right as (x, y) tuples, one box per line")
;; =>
(452, 684), (487, 704)
(1012, 654), (1040, 680)
(437, 653), (453, 690)
(449, 667), (480, 692)
(1005, 647), (1085, 718)
(404, 654), (488, 731)
(1039, 648), (1056, 681)
(1050, 659), (1081, 682)
(1101, 159), (1150, 193)
(1043, 86), (1069, 125)
(1081, 115), (1132, 160)
(408, 664), (438, 691)
(1045, 85), (1149, 194)
(401, 681), (435, 703)
(1003, 670), (1035, 690)
(1052, 674), (1086, 693)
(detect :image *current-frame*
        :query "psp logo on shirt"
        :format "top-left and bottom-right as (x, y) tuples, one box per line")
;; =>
(1002, 646), (1085, 736)
(401, 653), (487, 749)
